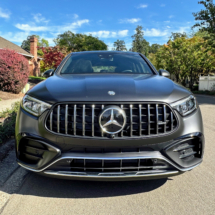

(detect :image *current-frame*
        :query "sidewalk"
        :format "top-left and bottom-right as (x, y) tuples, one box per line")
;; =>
(0, 98), (22, 113)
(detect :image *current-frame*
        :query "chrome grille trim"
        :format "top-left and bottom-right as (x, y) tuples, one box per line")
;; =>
(57, 105), (60, 133)
(121, 105), (124, 137)
(45, 102), (178, 139)
(50, 111), (53, 131)
(82, 105), (85, 136)
(73, 105), (77, 135)
(101, 105), (104, 137)
(92, 105), (95, 137)
(148, 104), (150, 135)
(130, 105), (133, 136)
(44, 170), (179, 179)
(163, 104), (166, 133)
(156, 104), (158, 134)
(139, 104), (142, 136)
(65, 105), (68, 134)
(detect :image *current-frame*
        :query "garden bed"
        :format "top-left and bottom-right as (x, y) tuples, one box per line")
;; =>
(0, 102), (20, 146)
(0, 91), (24, 101)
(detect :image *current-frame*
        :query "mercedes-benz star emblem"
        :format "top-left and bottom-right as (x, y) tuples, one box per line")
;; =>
(99, 106), (126, 134)
(108, 91), (115, 96)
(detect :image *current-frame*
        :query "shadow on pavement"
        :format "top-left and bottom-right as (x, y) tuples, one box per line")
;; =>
(18, 172), (167, 198)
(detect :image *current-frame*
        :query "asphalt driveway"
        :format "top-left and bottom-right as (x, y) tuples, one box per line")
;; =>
(1, 95), (215, 215)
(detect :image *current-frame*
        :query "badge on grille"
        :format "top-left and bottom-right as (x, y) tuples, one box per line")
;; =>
(99, 106), (126, 134)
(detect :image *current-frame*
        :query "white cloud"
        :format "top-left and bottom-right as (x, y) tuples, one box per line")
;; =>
(144, 28), (168, 37)
(70, 19), (89, 27)
(137, 4), (148, 8)
(164, 20), (170, 23)
(33, 13), (49, 23)
(15, 19), (89, 33)
(166, 26), (171, 28)
(160, 4), (165, 7)
(119, 18), (141, 23)
(178, 26), (190, 33)
(118, 30), (129, 37)
(0, 31), (29, 43)
(0, 7), (10, 19)
(85, 30), (128, 38)
(169, 15), (174, 19)
(15, 24), (49, 32)
(73, 14), (79, 19)
(59, 19), (89, 32)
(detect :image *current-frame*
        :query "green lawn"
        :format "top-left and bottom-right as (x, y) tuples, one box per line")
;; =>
(29, 76), (46, 81)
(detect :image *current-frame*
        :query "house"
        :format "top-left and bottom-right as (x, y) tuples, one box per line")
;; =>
(0, 36), (41, 76)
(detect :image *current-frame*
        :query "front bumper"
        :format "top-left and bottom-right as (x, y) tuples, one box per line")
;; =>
(15, 106), (204, 181)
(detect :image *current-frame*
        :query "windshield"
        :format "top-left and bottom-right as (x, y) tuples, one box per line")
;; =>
(60, 53), (153, 74)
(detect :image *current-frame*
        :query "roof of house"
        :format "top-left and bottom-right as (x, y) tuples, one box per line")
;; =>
(0, 36), (34, 58)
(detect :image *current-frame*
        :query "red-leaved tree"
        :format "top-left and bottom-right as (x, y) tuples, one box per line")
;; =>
(0, 49), (29, 94)
(39, 46), (66, 69)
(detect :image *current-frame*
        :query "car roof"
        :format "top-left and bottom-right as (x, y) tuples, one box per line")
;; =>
(72, 51), (139, 55)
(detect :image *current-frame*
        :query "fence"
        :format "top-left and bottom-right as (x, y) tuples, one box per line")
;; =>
(199, 76), (215, 91)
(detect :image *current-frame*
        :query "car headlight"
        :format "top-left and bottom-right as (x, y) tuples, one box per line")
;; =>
(170, 95), (197, 116)
(21, 95), (52, 116)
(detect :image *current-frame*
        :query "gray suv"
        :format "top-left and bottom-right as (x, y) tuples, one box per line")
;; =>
(15, 51), (204, 181)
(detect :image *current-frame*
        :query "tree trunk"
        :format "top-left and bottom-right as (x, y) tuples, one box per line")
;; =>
(189, 69), (193, 91)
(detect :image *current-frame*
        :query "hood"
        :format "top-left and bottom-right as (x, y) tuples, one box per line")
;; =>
(28, 74), (191, 104)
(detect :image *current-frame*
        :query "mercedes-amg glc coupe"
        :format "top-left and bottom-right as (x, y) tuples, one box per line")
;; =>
(15, 51), (204, 181)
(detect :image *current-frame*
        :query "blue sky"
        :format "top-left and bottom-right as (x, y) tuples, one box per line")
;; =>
(0, 0), (203, 50)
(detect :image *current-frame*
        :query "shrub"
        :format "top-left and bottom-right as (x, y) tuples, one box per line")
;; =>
(0, 49), (29, 94)
(0, 102), (20, 145)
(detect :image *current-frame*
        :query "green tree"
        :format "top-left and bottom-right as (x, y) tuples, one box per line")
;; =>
(154, 36), (215, 90)
(148, 44), (162, 54)
(54, 31), (107, 52)
(21, 35), (49, 56)
(192, 0), (215, 52)
(169, 32), (187, 41)
(131, 25), (149, 56)
(192, 0), (215, 34)
(113, 40), (127, 51)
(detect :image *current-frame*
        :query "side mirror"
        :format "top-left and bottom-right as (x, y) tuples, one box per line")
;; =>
(43, 69), (54, 78)
(159, 69), (170, 78)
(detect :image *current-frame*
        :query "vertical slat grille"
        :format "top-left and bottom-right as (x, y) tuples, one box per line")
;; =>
(130, 105), (133, 136)
(139, 104), (142, 136)
(46, 103), (177, 138)
(148, 104), (150, 135)
(92, 105), (95, 137)
(121, 105), (124, 137)
(57, 105), (60, 133)
(82, 105), (85, 136)
(163, 105), (166, 133)
(156, 104), (159, 134)
(74, 105), (76, 135)
(50, 111), (53, 131)
(65, 105), (68, 134)
(101, 105), (104, 137)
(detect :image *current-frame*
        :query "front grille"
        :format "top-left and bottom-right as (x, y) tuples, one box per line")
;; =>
(47, 157), (174, 173)
(45, 103), (178, 138)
